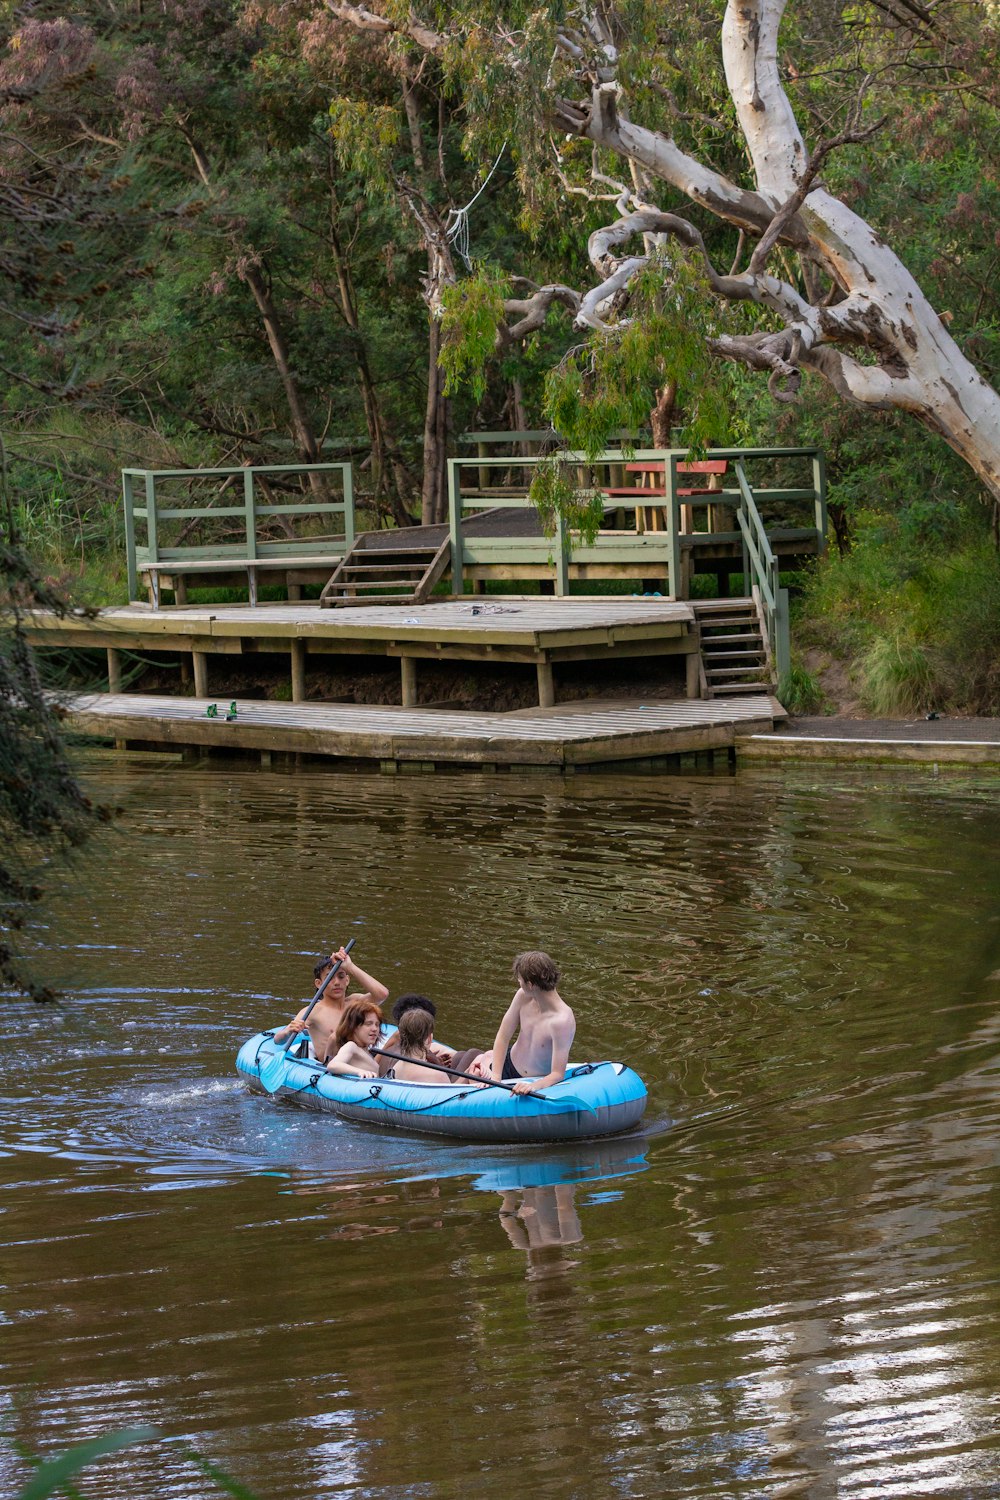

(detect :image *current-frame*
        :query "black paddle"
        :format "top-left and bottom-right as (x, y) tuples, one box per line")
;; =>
(370, 1047), (593, 1109)
(259, 938), (356, 1096)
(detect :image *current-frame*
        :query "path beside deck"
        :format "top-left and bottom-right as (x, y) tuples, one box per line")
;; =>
(738, 716), (1000, 767)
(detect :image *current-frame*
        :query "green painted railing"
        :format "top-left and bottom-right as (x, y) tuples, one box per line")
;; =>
(733, 459), (791, 682)
(447, 445), (827, 600)
(122, 463), (355, 600)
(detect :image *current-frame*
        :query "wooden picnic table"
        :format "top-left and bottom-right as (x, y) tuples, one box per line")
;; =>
(600, 460), (729, 534)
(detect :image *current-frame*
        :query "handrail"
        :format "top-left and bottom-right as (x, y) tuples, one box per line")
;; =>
(733, 459), (790, 683)
(447, 445), (825, 604)
(122, 462), (356, 600)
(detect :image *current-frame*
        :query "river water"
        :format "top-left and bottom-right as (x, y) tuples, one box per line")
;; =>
(2, 754), (1000, 1499)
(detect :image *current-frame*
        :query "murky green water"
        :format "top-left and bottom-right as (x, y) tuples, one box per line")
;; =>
(3, 755), (1000, 1499)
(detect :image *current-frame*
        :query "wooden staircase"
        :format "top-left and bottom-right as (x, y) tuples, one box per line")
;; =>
(693, 598), (773, 698)
(320, 530), (450, 608)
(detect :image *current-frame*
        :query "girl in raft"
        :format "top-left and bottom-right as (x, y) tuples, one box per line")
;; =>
(383, 1008), (446, 1084)
(325, 1000), (383, 1078)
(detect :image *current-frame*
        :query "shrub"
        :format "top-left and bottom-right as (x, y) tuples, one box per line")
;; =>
(778, 663), (826, 715)
(859, 636), (941, 716)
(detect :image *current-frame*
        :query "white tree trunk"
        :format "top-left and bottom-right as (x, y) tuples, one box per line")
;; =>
(720, 0), (1000, 500)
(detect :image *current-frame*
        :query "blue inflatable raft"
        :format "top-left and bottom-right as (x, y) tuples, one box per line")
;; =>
(236, 1031), (647, 1143)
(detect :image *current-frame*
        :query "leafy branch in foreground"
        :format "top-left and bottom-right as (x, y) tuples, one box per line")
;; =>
(0, 440), (104, 1000)
(9, 1425), (266, 1500)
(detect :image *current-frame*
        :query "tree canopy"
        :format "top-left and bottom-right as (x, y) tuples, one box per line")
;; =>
(0, 0), (995, 524)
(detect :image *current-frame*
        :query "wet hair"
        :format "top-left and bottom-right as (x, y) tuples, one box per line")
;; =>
(333, 1000), (383, 1051)
(513, 951), (560, 990)
(396, 1007), (433, 1055)
(314, 955), (333, 981)
(390, 992), (437, 1024)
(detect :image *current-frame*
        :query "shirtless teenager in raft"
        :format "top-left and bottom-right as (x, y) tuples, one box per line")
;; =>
(273, 947), (389, 1063)
(486, 951), (576, 1096)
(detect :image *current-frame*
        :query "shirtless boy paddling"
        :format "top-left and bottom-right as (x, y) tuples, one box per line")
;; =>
(490, 951), (575, 1096)
(273, 946), (388, 1063)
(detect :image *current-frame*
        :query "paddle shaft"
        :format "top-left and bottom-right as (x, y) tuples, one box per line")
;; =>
(278, 938), (356, 1055)
(371, 1046), (548, 1101)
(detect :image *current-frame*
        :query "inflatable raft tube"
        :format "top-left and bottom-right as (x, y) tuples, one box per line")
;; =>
(236, 1031), (647, 1144)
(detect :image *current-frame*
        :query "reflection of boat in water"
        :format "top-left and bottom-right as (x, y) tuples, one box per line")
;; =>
(237, 1030), (647, 1143)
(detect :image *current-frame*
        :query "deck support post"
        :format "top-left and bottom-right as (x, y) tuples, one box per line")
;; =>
(685, 648), (700, 700)
(290, 640), (306, 703)
(107, 648), (122, 694)
(174, 576), (188, 606)
(192, 650), (209, 698)
(536, 660), (555, 709)
(401, 655), (418, 707)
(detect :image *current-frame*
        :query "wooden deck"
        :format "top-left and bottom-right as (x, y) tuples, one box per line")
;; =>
(64, 693), (786, 771)
(35, 596), (693, 646)
(27, 597), (704, 709)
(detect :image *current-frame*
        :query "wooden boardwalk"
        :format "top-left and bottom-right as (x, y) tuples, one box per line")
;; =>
(64, 692), (785, 771)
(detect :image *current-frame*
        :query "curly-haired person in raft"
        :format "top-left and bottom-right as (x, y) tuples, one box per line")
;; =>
(484, 951), (576, 1096)
(324, 1000), (383, 1078)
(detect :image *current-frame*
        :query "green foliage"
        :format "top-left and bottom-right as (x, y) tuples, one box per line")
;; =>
(15, 1427), (159, 1500)
(0, 440), (104, 998)
(778, 662), (827, 715)
(527, 460), (606, 546)
(542, 252), (733, 460)
(327, 99), (401, 197)
(439, 268), (509, 400)
(797, 511), (1000, 714)
(859, 636), (940, 716)
(9, 1428), (267, 1500)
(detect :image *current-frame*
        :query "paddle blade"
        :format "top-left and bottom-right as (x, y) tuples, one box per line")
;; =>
(258, 1043), (293, 1096)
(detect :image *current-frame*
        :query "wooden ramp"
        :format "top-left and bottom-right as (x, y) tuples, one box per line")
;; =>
(64, 693), (786, 771)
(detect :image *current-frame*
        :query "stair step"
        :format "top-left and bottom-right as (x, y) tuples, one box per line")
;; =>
(699, 631), (761, 644)
(340, 563), (429, 575)
(708, 682), (771, 696)
(706, 665), (768, 678)
(700, 614), (756, 627)
(348, 546), (440, 559)
(693, 598), (754, 612)
(702, 649), (765, 660)
(333, 580), (423, 592)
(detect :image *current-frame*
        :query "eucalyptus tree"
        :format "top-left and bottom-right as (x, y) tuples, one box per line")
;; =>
(327, 0), (1000, 510)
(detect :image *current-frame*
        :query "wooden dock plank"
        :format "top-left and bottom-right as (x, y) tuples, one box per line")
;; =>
(63, 692), (783, 769)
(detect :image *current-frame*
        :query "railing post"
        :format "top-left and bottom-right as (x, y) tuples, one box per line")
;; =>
(448, 459), (464, 594)
(342, 462), (355, 550)
(775, 586), (791, 682)
(812, 449), (828, 555)
(555, 507), (570, 596)
(665, 452), (682, 598)
(144, 472), (159, 563)
(123, 473), (137, 601)
(244, 468), (257, 559)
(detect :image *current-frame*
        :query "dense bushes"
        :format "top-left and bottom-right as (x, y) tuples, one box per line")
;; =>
(795, 510), (1000, 716)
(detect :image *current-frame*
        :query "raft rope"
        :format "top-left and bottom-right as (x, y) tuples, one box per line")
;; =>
(359, 1082), (484, 1114)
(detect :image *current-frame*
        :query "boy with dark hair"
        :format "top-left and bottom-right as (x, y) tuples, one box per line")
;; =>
(489, 951), (575, 1095)
(273, 945), (388, 1063)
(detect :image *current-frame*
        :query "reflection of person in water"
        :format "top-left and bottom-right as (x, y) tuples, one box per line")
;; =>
(497, 1183), (583, 1279)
